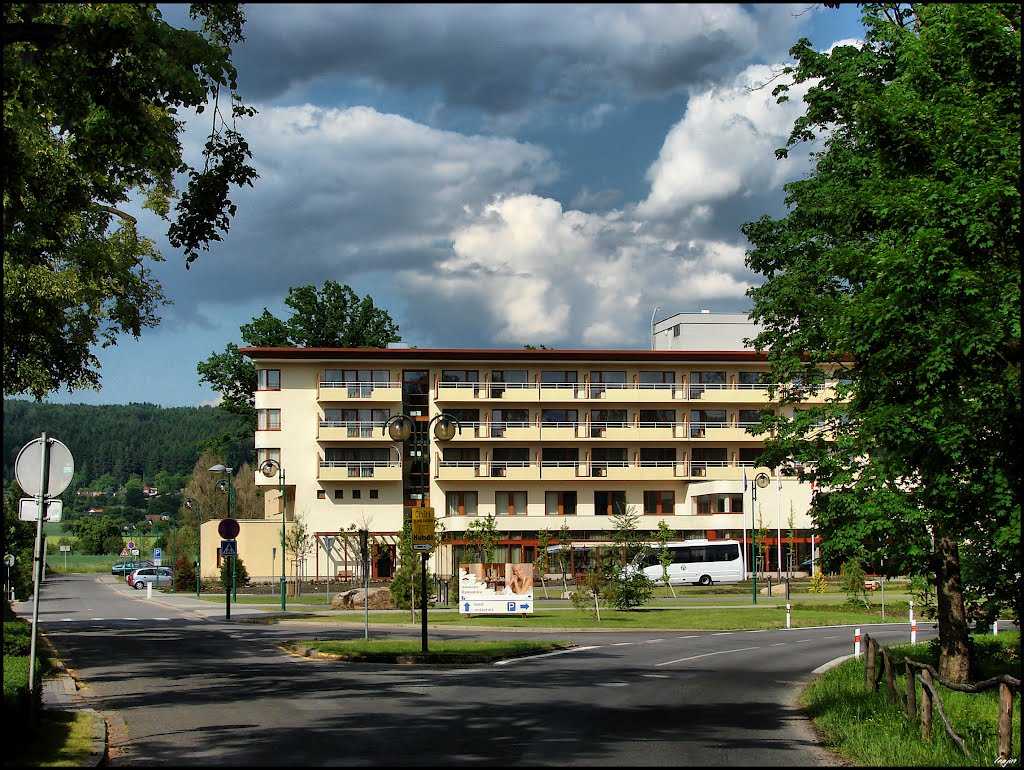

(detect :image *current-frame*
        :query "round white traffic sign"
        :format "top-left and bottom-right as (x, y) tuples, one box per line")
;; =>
(15, 437), (75, 497)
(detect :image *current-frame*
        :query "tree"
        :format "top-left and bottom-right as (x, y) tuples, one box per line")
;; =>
(655, 519), (677, 598)
(198, 281), (402, 427)
(3, 3), (258, 400)
(535, 527), (552, 598)
(464, 512), (500, 563)
(605, 504), (653, 611)
(284, 509), (313, 592)
(556, 521), (573, 592)
(742, 4), (1020, 682)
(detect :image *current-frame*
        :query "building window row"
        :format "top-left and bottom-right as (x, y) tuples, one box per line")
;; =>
(439, 489), (732, 517)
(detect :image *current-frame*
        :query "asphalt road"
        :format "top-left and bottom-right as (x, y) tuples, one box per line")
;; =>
(19, 573), (936, 767)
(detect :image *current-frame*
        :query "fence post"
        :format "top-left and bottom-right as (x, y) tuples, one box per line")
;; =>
(854, 627), (861, 658)
(920, 669), (933, 740)
(882, 646), (897, 702)
(905, 660), (917, 721)
(998, 682), (1013, 762)
(866, 637), (879, 692)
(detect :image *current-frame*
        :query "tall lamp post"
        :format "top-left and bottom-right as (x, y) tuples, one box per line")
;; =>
(258, 458), (288, 611)
(753, 472), (771, 604)
(184, 497), (202, 597)
(209, 464), (237, 601)
(382, 411), (461, 653)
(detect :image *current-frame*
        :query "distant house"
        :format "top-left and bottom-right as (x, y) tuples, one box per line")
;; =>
(86, 507), (104, 514)
(142, 486), (160, 498)
(144, 514), (170, 526)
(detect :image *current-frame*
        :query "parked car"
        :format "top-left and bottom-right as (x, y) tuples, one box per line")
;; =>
(127, 566), (173, 589)
(112, 559), (154, 576)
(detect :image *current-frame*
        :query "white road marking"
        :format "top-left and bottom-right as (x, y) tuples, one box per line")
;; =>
(494, 645), (600, 665)
(643, 638), (666, 643)
(676, 635), (698, 639)
(612, 642), (634, 646)
(656, 646), (760, 667)
(770, 642), (787, 647)
(598, 682), (628, 687)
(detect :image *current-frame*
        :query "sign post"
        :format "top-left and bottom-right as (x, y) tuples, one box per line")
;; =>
(323, 536), (335, 607)
(218, 519), (240, 621)
(14, 434), (74, 726)
(411, 507), (435, 652)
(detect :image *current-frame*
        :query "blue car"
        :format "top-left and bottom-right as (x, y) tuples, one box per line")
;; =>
(111, 559), (153, 576)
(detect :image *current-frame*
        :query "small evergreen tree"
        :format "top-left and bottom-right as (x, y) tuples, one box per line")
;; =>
(655, 519), (677, 598)
(219, 556), (250, 591)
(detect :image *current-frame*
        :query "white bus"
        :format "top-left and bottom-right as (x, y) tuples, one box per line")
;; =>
(634, 539), (744, 586)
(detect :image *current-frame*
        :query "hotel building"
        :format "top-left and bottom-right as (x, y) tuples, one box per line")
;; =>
(198, 314), (829, 585)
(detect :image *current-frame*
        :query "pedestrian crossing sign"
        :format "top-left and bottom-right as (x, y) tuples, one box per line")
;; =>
(221, 540), (237, 557)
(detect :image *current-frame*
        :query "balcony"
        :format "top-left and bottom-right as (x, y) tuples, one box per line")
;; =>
(435, 461), (482, 480)
(539, 461), (584, 479)
(435, 381), (485, 401)
(538, 383), (584, 401)
(685, 461), (737, 480)
(687, 383), (771, 404)
(484, 461), (539, 480)
(318, 380), (402, 402)
(318, 461), (402, 482)
(539, 422), (588, 440)
(318, 420), (389, 442)
(588, 421), (633, 440)
(486, 421), (541, 441)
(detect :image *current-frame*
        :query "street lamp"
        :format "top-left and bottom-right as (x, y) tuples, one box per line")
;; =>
(259, 458), (287, 611)
(753, 472), (771, 604)
(184, 497), (201, 597)
(209, 464), (236, 601)
(382, 412), (461, 652)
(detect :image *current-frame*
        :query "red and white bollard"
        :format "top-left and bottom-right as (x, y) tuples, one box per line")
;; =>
(854, 627), (861, 657)
(786, 603), (791, 629)
(911, 618), (917, 644)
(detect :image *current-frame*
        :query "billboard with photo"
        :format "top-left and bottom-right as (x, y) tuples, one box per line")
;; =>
(458, 562), (534, 615)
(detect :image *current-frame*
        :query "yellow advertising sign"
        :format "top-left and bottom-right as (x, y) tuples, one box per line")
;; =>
(411, 506), (435, 551)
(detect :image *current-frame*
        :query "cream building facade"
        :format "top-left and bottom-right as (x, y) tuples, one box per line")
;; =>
(200, 321), (831, 586)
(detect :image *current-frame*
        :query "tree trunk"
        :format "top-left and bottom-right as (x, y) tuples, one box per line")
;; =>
(934, 534), (970, 683)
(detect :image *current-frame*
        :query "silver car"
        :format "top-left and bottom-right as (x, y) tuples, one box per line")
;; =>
(127, 566), (173, 589)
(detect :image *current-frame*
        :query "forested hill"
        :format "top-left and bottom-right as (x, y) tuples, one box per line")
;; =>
(3, 400), (252, 487)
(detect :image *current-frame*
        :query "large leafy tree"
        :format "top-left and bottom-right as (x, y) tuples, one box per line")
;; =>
(198, 281), (401, 427)
(4, 3), (258, 400)
(742, 3), (1020, 682)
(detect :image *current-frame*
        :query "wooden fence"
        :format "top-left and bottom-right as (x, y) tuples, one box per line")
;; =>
(861, 632), (1020, 761)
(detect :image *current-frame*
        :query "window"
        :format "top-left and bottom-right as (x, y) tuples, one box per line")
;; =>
(693, 493), (743, 514)
(323, 368), (343, 383)
(352, 490), (362, 500)
(639, 371), (674, 386)
(639, 447), (675, 465)
(691, 447), (727, 476)
(738, 448), (762, 466)
(257, 448), (281, 467)
(257, 409), (281, 430)
(594, 490), (626, 516)
(541, 408), (577, 425)
(369, 489), (378, 499)
(590, 370), (626, 395)
(257, 369), (281, 390)
(643, 490), (675, 515)
(689, 371), (726, 397)
(441, 369), (480, 382)
(442, 447), (480, 462)
(490, 369), (528, 397)
(690, 409), (726, 437)
(491, 408), (529, 436)
(591, 447), (627, 464)
(542, 447), (578, 463)
(639, 409), (675, 426)
(545, 491), (577, 515)
(591, 408), (627, 436)
(334, 490), (344, 500)
(317, 490), (326, 500)
(496, 491), (527, 515)
(673, 324), (681, 337)
(541, 370), (578, 384)
(445, 408), (480, 423)
(446, 491), (478, 516)
(738, 371), (766, 387)
(738, 409), (761, 426)
(492, 447), (529, 476)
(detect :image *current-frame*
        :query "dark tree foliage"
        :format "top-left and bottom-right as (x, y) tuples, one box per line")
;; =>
(742, 3), (1020, 682)
(3, 4), (259, 400)
(2, 400), (253, 489)
(198, 281), (401, 429)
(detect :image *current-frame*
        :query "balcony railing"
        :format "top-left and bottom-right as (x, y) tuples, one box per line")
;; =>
(318, 420), (388, 439)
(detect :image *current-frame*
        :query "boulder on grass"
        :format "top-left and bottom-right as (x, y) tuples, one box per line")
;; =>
(331, 587), (395, 610)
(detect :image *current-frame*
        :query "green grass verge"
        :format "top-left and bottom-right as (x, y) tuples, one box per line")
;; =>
(288, 638), (569, 664)
(802, 632), (1021, 767)
(5, 709), (97, 767)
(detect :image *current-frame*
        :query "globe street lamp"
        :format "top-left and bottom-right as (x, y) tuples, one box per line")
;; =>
(259, 458), (287, 611)
(382, 412), (461, 652)
(209, 464), (236, 600)
(184, 497), (201, 597)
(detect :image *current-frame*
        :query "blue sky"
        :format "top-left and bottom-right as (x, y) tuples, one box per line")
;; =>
(36, 3), (866, 409)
